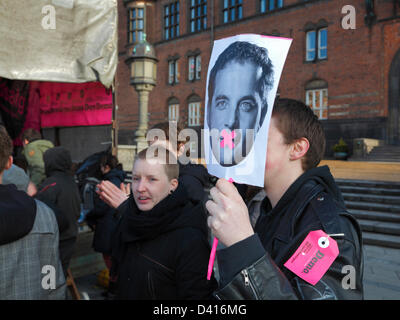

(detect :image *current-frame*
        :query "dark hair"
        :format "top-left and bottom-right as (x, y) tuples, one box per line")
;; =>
(0, 128), (13, 173)
(207, 41), (274, 128)
(135, 146), (179, 181)
(100, 154), (119, 170)
(149, 121), (189, 150)
(272, 98), (326, 171)
(21, 128), (42, 143)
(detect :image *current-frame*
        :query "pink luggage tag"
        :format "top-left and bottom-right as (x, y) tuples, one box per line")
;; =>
(283, 230), (340, 285)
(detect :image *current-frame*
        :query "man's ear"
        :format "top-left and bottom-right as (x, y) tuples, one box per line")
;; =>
(170, 178), (179, 192)
(5, 156), (13, 170)
(289, 138), (309, 161)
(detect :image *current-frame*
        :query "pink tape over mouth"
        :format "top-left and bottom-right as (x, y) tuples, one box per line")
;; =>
(220, 129), (236, 149)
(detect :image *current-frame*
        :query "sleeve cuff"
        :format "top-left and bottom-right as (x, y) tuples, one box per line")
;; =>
(217, 234), (265, 288)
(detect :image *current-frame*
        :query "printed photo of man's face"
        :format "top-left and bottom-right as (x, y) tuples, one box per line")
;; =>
(207, 41), (274, 167)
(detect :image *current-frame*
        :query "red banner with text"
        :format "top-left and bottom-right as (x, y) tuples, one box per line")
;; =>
(38, 81), (112, 128)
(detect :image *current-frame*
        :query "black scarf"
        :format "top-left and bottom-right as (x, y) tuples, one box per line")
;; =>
(121, 183), (189, 243)
(111, 183), (190, 276)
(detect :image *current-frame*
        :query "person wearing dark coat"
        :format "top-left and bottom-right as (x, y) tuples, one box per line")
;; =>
(86, 154), (126, 262)
(0, 129), (66, 299)
(85, 154), (126, 299)
(35, 146), (81, 277)
(177, 159), (209, 203)
(206, 99), (364, 300)
(111, 147), (217, 300)
(86, 154), (126, 256)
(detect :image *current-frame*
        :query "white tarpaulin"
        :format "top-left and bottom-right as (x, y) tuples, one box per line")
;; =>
(0, 0), (118, 88)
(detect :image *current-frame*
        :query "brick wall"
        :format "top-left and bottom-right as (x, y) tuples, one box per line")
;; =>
(116, 0), (400, 149)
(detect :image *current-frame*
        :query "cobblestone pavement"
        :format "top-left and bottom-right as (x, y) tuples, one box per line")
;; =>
(363, 245), (400, 300)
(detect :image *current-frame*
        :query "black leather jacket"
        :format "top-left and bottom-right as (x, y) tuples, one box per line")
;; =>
(214, 168), (364, 300)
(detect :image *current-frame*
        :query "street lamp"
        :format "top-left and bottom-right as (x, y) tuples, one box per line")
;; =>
(125, 35), (158, 152)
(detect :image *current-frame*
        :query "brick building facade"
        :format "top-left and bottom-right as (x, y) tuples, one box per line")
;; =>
(115, 0), (400, 157)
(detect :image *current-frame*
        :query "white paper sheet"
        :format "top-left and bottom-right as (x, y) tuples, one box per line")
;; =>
(204, 34), (292, 187)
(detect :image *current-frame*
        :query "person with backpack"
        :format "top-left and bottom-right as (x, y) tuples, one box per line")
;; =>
(85, 154), (126, 298)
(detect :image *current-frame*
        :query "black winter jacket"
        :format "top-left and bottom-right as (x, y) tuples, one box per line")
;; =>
(86, 168), (126, 254)
(215, 166), (364, 300)
(111, 184), (218, 300)
(0, 184), (36, 245)
(178, 159), (210, 203)
(36, 147), (81, 241)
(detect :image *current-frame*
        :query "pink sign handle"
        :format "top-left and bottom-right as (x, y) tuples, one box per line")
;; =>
(207, 178), (234, 280)
(207, 238), (219, 280)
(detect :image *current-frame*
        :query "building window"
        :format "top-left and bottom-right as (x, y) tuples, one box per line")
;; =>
(168, 103), (179, 122)
(260, 0), (283, 13)
(188, 102), (201, 126)
(164, 2), (180, 40)
(188, 55), (201, 81)
(128, 7), (145, 44)
(168, 59), (179, 85)
(306, 88), (328, 119)
(306, 30), (316, 61)
(223, 0), (243, 23)
(189, 141), (197, 154)
(306, 27), (327, 61)
(190, 0), (207, 33)
(318, 28), (327, 59)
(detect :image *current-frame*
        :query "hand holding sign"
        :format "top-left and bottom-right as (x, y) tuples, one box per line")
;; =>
(204, 34), (292, 280)
(206, 178), (254, 247)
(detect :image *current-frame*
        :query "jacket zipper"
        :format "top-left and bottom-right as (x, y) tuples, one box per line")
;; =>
(241, 269), (259, 299)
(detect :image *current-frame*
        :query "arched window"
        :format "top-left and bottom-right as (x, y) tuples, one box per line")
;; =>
(305, 79), (328, 120)
(168, 97), (179, 122)
(187, 94), (201, 126)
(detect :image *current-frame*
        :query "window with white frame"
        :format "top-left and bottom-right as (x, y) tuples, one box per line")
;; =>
(168, 59), (179, 85)
(168, 103), (179, 122)
(306, 27), (327, 62)
(306, 30), (316, 61)
(189, 141), (197, 154)
(188, 102), (201, 126)
(306, 88), (328, 119)
(188, 55), (201, 81)
(318, 28), (327, 59)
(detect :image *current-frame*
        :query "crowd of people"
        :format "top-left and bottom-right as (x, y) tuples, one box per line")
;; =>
(0, 98), (364, 300)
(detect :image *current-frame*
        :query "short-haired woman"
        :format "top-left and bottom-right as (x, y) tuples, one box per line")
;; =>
(111, 147), (217, 299)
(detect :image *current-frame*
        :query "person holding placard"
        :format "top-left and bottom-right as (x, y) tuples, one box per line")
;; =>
(206, 99), (364, 300)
